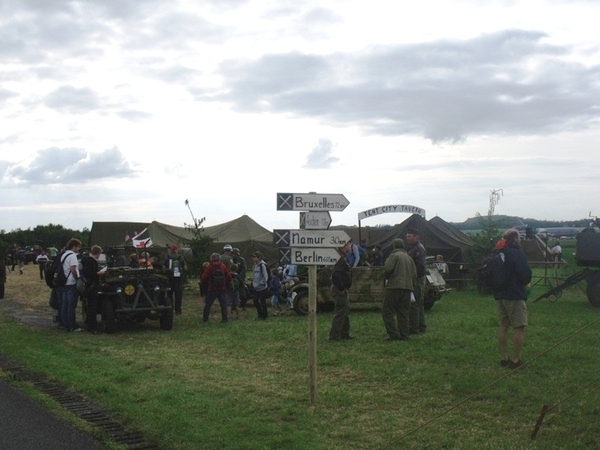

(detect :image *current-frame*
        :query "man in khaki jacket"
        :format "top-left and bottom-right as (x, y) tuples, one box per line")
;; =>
(382, 238), (417, 341)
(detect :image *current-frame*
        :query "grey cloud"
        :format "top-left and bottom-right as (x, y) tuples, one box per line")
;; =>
(0, 88), (19, 102)
(304, 138), (339, 169)
(4, 146), (136, 185)
(44, 86), (101, 114)
(215, 30), (600, 143)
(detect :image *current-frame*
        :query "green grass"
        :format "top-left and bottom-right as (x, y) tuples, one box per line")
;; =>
(1, 284), (599, 449)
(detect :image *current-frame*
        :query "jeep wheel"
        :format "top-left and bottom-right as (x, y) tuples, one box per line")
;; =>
(424, 290), (440, 311)
(292, 289), (309, 316)
(160, 297), (174, 330)
(102, 300), (116, 334)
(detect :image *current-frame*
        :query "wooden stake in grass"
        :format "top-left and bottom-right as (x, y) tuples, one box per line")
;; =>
(531, 404), (549, 440)
(308, 265), (317, 406)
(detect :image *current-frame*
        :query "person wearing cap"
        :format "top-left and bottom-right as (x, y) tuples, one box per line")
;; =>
(494, 229), (532, 369)
(382, 239), (416, 341)
(329, 241), (353, 341)
(164, 244), (187, 315)
(251, 251), (269, 319)
(221, 244), (233, 270)
(200, 253), (232, 323)
(406, 228), (427, 335)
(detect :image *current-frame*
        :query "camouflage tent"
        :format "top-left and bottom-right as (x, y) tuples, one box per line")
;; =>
(88, 215), (277, 267)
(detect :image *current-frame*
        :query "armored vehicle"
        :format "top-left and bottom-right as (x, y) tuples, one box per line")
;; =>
(289, 258), (449, 315)
(84, 248), (173, 333)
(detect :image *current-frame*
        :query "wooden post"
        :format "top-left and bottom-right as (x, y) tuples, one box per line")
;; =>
(308, 265), (317, 405)
(531, 404), (549, 440)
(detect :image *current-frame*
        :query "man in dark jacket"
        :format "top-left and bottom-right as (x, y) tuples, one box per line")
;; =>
(329, 241), (353, 341)
(81, 245), (104, 334)
(164, 244), (187, 315)
(494, 229), (532, 369)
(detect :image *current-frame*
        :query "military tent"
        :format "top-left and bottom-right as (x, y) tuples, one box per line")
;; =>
(89, 215), (277, 267)
(369, 214), (474, 281)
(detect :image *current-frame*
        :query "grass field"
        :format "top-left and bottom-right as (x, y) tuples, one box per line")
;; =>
(0, 259), (599, 450)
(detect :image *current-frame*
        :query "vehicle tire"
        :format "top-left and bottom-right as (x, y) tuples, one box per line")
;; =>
(160, 296), (174, 330)
(424, 290), (440, 311)
(102, 299), (116, 334)
(292, 289), (309, 316)
(586, 272), (600, 308)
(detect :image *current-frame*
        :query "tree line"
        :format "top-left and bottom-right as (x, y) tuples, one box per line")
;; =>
(0, 224), (90, 252)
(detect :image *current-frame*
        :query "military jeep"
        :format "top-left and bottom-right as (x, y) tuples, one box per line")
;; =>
(85, 265), (173, 334)
(289, 259), (449, 315)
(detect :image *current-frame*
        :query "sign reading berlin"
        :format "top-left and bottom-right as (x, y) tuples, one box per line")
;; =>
(277, 193), (349, 212)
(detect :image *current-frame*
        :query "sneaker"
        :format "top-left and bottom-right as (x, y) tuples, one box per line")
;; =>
(71, 328), (83, 332)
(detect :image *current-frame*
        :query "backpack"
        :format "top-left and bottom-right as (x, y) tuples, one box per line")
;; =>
(211, 265), (225, 288)
(478, 251), (507, 294)
(50, 251), (72, 289)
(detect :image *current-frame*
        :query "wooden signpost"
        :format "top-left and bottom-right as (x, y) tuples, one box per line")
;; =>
(276, 192), (349, 405)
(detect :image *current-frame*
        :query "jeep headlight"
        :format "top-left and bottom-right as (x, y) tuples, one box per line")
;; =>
(116, 286), (123, 294)
(153, 284), (161, 292)
(124, 284), (136, 296)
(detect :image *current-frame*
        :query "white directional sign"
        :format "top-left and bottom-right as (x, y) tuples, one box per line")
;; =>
(277, 193), (349, 212)
(358, 204), (426, 221)
(273, 229), (350, 248)
(288, 248), (340, 265)
(300, 211), (332, 230)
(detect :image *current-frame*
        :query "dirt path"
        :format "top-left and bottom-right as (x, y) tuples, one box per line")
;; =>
(0, 264), (56, 327)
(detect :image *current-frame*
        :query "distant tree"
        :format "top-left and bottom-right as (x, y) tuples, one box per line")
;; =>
(184, 200), (213, 275)
(471, 213), (503, 262)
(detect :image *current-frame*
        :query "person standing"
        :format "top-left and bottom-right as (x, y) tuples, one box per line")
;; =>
(36, 249), (50, 280)
(0, 255), (6, 299)
(165, 244), (187, 315)
(494, 229), (532, 369)
(81, 245), (104, 334)
(59, 238), (83, 332)
(329, 241), (353, 341)
(382, 239), (417, 341)
(372, 245), (384, 267)
(15, 247), (25, 275)
(200, 253), (232, 323)
(406, 228), (427, 335)
(221, 244), (234, 269)
(251, 251), (269, 320)
(232, 248), (248, 309)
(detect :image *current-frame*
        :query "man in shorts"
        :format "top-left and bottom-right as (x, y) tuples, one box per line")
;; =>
(493, 229), (532, 369)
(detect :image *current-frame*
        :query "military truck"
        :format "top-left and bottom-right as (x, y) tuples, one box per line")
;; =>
(289, 258), (449, 315)
(83, 248), (173, 333)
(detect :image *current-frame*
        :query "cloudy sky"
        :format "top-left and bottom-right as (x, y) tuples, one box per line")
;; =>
(1, 0), (599, 234)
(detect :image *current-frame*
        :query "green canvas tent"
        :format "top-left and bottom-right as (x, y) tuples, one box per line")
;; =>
(89, 215), (277, 268)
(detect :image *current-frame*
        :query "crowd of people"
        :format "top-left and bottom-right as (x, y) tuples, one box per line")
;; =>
(3, 229), (532, 369)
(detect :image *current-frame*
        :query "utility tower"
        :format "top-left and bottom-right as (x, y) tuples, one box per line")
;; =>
(488, 189), (503, 217)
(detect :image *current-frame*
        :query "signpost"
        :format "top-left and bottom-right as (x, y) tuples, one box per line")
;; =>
(299, 211), (332, 230)
(276, 192), (349, 406)
(277, 193), (349, 212)
(273, 229), (350, 248)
